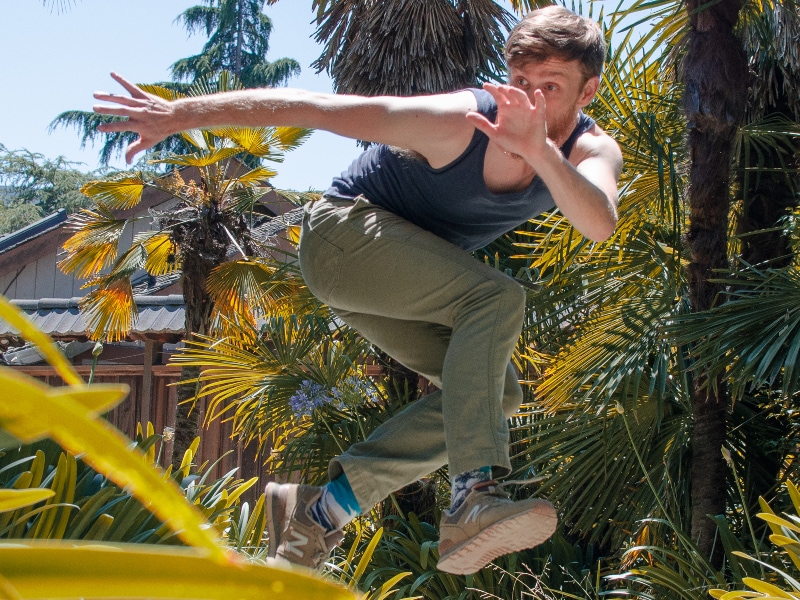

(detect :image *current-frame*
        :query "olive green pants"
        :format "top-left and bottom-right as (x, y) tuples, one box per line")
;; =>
(298, 196), (525, 509)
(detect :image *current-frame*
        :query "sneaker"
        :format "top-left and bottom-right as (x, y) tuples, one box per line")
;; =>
(437, 480), (558, 575)
(265, 482), (343, 570)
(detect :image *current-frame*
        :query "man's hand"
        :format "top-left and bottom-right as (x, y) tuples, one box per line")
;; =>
(465, 82), (550, 161)
(93, 73), (177, 164)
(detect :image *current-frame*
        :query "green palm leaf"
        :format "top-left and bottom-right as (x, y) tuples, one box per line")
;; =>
(669, 264), (800, 401)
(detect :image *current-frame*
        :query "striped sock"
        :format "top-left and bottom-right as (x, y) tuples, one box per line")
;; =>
(450, 466), (492, 512)
(310, 473), (361, 532)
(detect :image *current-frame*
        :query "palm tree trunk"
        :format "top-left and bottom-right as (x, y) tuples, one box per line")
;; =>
(681, 0), (747, 564)
(172, 253), (217, 468)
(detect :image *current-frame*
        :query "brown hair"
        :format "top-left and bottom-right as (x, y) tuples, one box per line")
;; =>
(505, 6), (606, 81)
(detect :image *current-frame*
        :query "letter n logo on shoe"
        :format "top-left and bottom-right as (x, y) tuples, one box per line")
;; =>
(464, 504), (489, 524)
(285, 530), (309, 557)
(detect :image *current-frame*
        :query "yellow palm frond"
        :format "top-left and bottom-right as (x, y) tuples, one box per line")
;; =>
(156, 147), (244, 168)
(271, 126), (313, 152)
(80, 174), (146, 210)
(228, 166), (278, 187)
(80, 280), (136, 342)
(206, 259), (280, 318)
(140, 232), (181, 275)
(179, 128), (213, 152)
(211, 127), (275, 156)
(59, 206), (127, 279)
(137, 84), (185, 101)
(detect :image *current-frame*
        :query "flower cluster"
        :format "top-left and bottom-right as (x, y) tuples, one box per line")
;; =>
(288, 380), (342, 419)
(288, 375), (381, 420)
(331, 375), (381, 406)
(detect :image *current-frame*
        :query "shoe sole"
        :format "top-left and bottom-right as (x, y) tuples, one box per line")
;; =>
(265, 482), (288, 559)
(437, 499), (558, 575)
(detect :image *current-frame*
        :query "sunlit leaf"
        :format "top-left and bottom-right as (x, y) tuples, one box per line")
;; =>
(80, 175), (146, 210)
(59, 205), (128, 279)
(155, 148), (243, 168)
(0, 489), (56, 513)
(79, 280), (136, 342)
(0, 369), (227, 561)
(0, 542), (353, 599)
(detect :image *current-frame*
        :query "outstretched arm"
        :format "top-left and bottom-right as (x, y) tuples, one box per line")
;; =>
(466, 82), (621, 242)
(94, 73), (477, 166)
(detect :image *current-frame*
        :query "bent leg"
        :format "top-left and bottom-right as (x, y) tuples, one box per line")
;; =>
(299, 198), (526, 509)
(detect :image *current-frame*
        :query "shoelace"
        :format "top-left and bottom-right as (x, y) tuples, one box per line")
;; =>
(474, 477), (547, 497)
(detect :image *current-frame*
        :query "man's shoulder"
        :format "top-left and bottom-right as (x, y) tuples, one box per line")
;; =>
(572, 123), (622, 165)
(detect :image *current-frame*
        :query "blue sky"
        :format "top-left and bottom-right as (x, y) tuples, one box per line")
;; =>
(1, 1), (366, 191)
(0, 1), (546, 191)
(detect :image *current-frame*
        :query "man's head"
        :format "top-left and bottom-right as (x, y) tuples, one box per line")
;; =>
(505, 6), (606, 83)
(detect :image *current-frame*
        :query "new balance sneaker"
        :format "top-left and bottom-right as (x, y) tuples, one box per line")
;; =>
(437, 480), (558, 575)
(265, 482), (343, 570)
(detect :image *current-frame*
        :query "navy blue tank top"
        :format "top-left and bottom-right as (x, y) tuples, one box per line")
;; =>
(325, 88), (595, 251)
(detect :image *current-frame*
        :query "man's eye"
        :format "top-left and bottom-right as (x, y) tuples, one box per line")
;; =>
(517, 78), (528, 86)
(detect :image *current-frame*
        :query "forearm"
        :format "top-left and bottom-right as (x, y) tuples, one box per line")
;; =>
(528, 142), (619, 242)
(168, 88), (361, 136)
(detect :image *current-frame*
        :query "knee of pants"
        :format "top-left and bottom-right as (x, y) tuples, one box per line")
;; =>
(501, 378), (524, 419)
(495, 276), (527, 322)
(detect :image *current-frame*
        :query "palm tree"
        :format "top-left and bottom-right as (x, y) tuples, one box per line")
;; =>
(678, 0), (748, 564)
(58, 74), (311, 466)
(510, 0), (799, 574)
(306, 0), (515, 96)
(50, 1), (300, 167)
(172, 0), (300, 89)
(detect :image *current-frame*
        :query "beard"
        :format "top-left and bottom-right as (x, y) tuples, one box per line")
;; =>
(546, 110), (580, 148)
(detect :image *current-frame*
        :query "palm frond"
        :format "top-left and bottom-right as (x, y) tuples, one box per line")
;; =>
(156, 148), (245, 168)
(79, 174), (146, 210)
(668, 264), (800, 402)
(59, 205), (128, 279)
(79, 280), (137, 342)
(139, 232), (181, 276)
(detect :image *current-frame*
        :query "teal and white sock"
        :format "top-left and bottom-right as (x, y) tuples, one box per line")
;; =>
(450, 466), (492, 512)
(310, 473), (362, 532)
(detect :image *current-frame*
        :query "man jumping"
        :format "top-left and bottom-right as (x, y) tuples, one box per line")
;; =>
(94, 5), (622, 575)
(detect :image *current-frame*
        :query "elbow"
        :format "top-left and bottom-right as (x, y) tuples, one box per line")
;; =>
(586, 207), (618, 242)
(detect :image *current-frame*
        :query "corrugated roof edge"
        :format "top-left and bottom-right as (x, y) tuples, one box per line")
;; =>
(11, 295), (185, 310)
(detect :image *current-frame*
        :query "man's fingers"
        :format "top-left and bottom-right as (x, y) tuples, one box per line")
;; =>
(93, 104), (138, 118)
(110, 72), (148, 99)
(465, 111), (496, 135)
(124, 139), (150, 164)
(96, 119), (133, 133)
(93, 92), (143, 108)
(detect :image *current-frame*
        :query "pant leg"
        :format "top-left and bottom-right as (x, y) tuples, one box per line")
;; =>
(299, 197), (526, 508)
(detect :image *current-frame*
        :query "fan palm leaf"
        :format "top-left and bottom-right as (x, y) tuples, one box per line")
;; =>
(79, 175), (146, 211)
(669, 263), (800, 402)
(79, 281), (137, 342)
(310, 0), (514, 96)
(59, 205), (128, 279)
(140, 232), (181, 276)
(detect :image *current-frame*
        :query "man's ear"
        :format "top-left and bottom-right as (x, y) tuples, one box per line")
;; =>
(578, 76), (600, 107)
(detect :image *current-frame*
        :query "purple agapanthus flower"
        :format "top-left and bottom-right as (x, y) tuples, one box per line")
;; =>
(289, 380), (337, 419)
(289, 375), (381, 420)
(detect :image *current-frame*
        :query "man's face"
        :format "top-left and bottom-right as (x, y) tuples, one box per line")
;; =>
(508, 58), (599, 142)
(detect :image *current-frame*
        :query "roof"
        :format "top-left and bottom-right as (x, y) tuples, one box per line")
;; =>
(0, 295), (186, 340)
(0, 209), (68, 254)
